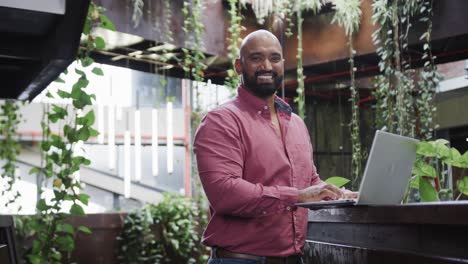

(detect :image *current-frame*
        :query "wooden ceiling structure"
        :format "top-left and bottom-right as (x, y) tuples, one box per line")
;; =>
(3, 0), (468, 100)
(92, 0), (468, 89)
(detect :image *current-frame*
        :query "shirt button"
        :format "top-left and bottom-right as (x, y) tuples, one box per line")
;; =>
(286, 206), (291, 211)
(257, 111), (262, 115)
(262, 211), (267, 215)
(263, 106), (268, 110)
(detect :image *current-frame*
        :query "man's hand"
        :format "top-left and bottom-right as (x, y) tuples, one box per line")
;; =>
(297, 182), (345, 203)
(342, 189), (359, 199)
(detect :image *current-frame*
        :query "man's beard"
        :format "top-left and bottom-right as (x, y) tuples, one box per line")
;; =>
(242, 70), (283, 98)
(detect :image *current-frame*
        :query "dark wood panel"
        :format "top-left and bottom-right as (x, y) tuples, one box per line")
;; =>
(307, 222), (468, 260)
(305, 241), (468, 264)
(308, 201), (468, 225)
(305, 203), (468, 263)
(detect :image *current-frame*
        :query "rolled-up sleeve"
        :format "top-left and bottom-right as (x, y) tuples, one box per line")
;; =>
(194, 110), (298, 218)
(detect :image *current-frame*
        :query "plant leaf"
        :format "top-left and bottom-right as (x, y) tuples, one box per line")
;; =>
(29, 167), (39, 175)
(412, 161), (436, 178)
(56, 235), (74, 252)
(78, 225), (92, 234)
(57, 89), (71, 98)
(81, 57), (94, 67)
(92, 67), (104, 76)
(409, 175), (419, 189)
(70, 204), (86, 216)
(88, 127), (99, 137)
(434, 139), (449, 145)
(94, 36), (106, 49)
(77, 127), (90, 141)
(419, 177), (439, 202)
(78, 194), (90, 205)
(37, 199), (49, 211)
(461, 152), (468, 167)
(55, 77), (65, 83)
(58, 223), (75, 235)
(325, 176), (350, 188)
(457, 176), (468, 196)
(99, 14), (116, 31)
(416, 142), (436, 157)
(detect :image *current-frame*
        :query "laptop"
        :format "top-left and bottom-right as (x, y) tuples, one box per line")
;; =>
(296, 130), (419, 209)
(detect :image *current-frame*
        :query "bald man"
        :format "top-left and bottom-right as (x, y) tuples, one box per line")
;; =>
(194, 30), (353, 264)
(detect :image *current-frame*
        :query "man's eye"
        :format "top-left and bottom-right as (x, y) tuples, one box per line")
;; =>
(271, 56), (281, 63)
(251, 56), (262, 62)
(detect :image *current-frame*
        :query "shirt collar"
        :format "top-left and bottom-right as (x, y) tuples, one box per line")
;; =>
(237, 85), (292, 116)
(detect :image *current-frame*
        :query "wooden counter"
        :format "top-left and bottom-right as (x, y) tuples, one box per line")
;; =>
(304, 202), (468, 264)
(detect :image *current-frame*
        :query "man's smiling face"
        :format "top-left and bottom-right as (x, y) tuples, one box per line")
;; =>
(236, 31), (284, 98)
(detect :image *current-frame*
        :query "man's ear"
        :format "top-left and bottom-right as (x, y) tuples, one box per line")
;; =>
(234, 58), (242, 74)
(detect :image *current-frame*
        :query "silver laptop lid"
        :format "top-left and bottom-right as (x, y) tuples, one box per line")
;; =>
(356, 130), (418, 205)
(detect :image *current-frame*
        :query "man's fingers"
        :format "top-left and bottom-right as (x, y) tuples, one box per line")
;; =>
(299, 183), (349, 202)
(324, 184), (344, 198)
(320, 189), (341, 200)
(344, 191), (359, 199)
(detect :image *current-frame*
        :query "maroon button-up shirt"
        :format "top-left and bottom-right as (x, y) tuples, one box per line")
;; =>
(194, 86), (322, 257)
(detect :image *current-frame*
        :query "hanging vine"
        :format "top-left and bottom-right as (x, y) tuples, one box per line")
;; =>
(0, 100), (22, 212)
(26, 3), (114, 263)
(295, 1), (306, 119)
(225, 0), (245, 90)
(164, 0), (174, 44)
(372, 0), (439, 140)
(416, 0), (440, 140)
(294, 0), (323, 120)
(283, 0), (295, 38)
(331, 0), (363, 190)
(372, 0), (397, 133)
(182, 0), (206, 83)
(131, 0), (144, 28)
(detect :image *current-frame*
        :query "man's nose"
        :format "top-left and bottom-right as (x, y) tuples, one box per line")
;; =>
(259, 58), (273, 70)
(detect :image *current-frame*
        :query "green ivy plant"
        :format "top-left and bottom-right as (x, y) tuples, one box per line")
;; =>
(182, 0), (206, 83)
(372, 0), (396, 133)
(405, 140), (468, 202)
(117, 206), (159, 263)
(117, 193), (207, 264)
(372, 0), (401, 134)
(225, 0), (245, 90)
(26, 2), (114, 263)
(0, 100), (22, 212)
(415, 0), (441, 140)
(331, 0), (363, 190)
(371, 0), (439, 140)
